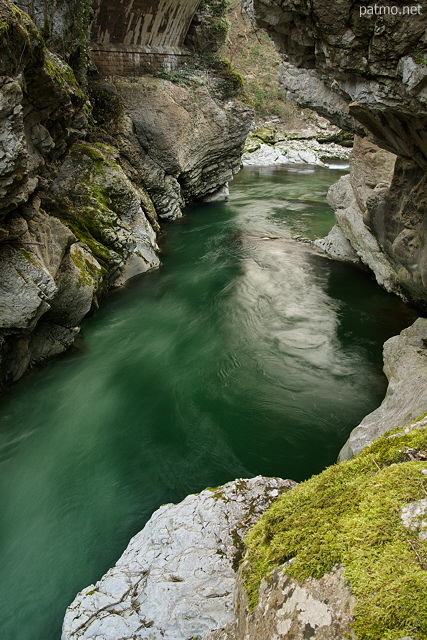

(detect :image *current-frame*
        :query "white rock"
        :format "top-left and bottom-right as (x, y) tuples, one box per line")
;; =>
(62, 476), (296, 640)
(242, 138), (350, 167)
(401, 499), (427, 540)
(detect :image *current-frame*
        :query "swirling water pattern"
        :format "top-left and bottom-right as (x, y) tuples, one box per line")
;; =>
(0, 165), (416, 640)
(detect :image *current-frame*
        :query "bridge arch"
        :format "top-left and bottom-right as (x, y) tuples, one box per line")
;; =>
(90, 0), (201, 75)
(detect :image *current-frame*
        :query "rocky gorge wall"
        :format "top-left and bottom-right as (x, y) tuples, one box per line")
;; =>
(246, 0), (427, 311)
(0, 0), (251, 388)
(245, 0), (427, 476)
(2, 1), (427, 639)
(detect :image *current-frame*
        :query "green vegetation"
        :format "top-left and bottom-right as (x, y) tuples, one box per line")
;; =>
(70, 245), (100, 288)
(197, 0), (231, 16)
(47, 142), (128, 281)
(72, 0), (92, 86)
(413, 52), (427, 67)
(89, 81), (125, 129)
(44, 49), (85, 96)
(192, 0), (231, 52)
(243, 420), (427, 639)
(152, 55), (244, 100)
(0, 0), (45, 71)
(222, 1), (299, 121)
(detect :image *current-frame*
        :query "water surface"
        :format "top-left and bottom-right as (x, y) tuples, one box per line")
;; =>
(0, 165), (416, 640)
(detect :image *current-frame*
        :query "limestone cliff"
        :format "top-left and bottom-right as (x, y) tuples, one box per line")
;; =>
(246, 0), (427, 309)
(0, 0), (251, 388)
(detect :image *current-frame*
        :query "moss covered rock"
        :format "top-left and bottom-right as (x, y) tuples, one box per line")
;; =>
(46, 141), (160, 287)
(0, 0), (88, 218)
(238, 416), (427, 640)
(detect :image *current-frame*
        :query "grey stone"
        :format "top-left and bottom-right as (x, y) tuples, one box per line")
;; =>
(45, 244), (102, 327)
(314, 224), (361, 265)
(339, 318), (427, 460)
(0, 243), (56, 330)
(243, 136), (350, 167)
(111, 76), (252, 219)
(49, 141), (161, 287)
(62, 476), (296, 640)
(208, 563), (356, 640)
(401, 498), (427, 540)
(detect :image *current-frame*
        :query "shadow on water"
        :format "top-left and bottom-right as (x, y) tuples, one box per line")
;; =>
(0, 165), (418, 640)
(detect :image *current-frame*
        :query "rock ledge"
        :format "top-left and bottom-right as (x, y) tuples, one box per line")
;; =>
(62, 476), (295, 640)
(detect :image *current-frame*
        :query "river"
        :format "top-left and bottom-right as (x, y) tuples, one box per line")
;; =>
(0, 165), (416, 640)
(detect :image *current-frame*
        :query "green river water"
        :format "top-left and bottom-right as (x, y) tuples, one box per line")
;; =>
(0, 165), (417, 640)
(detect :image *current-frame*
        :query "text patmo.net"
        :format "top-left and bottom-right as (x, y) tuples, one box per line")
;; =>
(360, 4), (422, 16)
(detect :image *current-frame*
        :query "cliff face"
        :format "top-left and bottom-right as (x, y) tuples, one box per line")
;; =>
(247, 0), (427, 308)
(0, 0), (251, 388)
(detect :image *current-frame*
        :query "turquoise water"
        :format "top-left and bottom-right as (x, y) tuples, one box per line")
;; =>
(0, 165), (417, 640)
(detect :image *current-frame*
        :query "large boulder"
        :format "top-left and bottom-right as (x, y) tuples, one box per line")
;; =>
(93, 75), (252, 220)
(208, 418), (427, 640)
(62, 476), (296, 640)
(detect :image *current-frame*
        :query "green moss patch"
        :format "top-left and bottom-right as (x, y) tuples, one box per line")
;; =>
(44, 50), (86, 99)
(244, 422), (427, 639)
(46, 143), (128, 281)
(0, 0), (44, 72)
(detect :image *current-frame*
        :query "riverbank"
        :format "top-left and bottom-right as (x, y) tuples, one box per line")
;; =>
(242, 122), (351, 167)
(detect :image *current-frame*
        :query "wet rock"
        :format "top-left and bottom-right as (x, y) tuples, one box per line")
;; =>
(316, 135), (427, 307)
(314, 224), (361, 265)
(62, 476), (296, 640)
(339, 318), (427, 460)
(48, 141), (160, 286)
(45, 244), (102, 327)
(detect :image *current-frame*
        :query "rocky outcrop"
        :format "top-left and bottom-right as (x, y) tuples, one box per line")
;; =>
(0, 1), (161, 384)
(67, 420), (427, 640)
(315, 135), (427, 308)
(92, 74), (252, 219)
(315, 136), (397, 274)
(206, 419), (427, 640)
(0, 1), (96, 382)
(0, 1), (251, 387)
(0, 3), (87, 216)
(208, 564), (356, 640)
(339, 317), (427, 460)
(242, 123), (350, 167)
(247, 0), (427, 161)
(62, 476), (296, 640)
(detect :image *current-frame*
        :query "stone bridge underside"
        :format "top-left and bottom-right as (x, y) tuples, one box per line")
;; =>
(91, 0), (201, 75)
